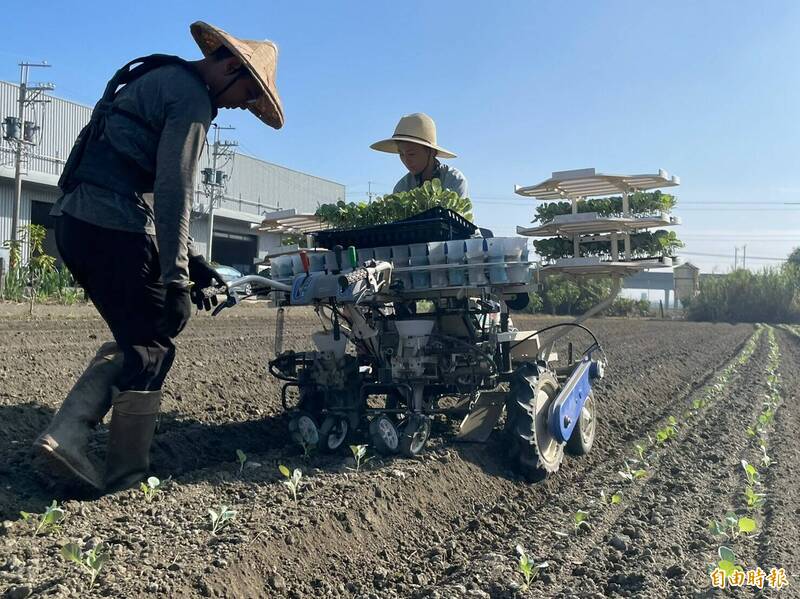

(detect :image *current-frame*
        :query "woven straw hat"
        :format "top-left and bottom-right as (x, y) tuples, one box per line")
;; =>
(370, 113), (456, 158)
(190, 21), (284, 129)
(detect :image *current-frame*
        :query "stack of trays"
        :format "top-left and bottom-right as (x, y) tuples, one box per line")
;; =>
(270, 237), (533, 291)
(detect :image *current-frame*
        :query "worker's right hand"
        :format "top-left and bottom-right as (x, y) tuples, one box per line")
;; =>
(188, 254), (226, 311)
(159, 285), (192, 338)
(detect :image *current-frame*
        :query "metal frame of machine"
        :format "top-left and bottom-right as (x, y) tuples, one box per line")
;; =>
(215, 168), (679, 481)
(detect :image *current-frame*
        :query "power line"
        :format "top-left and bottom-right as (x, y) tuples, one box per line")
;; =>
(680, 251), (787, 262)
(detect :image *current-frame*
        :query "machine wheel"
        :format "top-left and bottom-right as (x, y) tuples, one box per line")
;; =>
(398, 415), (431, 457)
(318, 416), (350, 453)
(506, 370), (564, 481)
(566, 390), (596, 456)
(288, 411), (320, 448)
(369, 415), (400, 455)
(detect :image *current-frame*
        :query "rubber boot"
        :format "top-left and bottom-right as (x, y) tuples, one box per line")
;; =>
(32, 342), (122, 491)
(104, 387), (161, 492)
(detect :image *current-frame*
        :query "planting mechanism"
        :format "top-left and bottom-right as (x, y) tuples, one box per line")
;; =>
(213, 168), (679, 481)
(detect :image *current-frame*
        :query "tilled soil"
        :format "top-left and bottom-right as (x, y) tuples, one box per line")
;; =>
(1, 304), (797, 598)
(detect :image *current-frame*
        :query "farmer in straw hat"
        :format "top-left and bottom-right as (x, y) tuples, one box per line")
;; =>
(34, 22), (283, 493)
(371, 113), (469, 197)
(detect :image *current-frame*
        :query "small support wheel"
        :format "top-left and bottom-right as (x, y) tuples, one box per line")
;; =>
(369, 415), (400, 455)
(319, 416), (350, 453)
(288, 411), (320, 449)
(565, 391), (596, 456)
(398, 415), (431, 457)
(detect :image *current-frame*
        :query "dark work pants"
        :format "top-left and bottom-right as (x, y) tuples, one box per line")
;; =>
(55, 213), (176, 392)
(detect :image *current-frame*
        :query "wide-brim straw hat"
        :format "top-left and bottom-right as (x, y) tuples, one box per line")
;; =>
(190, 21), (284, 129)
(370, 113), (456, 158)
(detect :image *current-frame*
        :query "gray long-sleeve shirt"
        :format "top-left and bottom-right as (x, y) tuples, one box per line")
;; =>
(51, 63), (213, 287)
(392, 162), (469, 198)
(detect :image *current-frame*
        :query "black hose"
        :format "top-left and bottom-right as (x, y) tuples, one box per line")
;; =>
(509, 322), (600, 355)
(431, 333), (499, 377)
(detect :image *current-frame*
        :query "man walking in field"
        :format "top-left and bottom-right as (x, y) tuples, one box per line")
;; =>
(32, 21), (284, 492)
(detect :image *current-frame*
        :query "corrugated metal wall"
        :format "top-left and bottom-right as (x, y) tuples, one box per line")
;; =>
(0, 180), (32, 263)
(2, 80), (345, 217)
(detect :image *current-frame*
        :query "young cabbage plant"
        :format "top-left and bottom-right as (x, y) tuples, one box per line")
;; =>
(20, 500), (65, 536)
(713, 545), (745, 577)
(600, 490), (623, 506)
(633, 442), (647, 462)
(349, 444), (370, 472)
(279, 465), (303, 503)
(61, 542), (108, 589)
(618, 460), (648, 483)
(573, 510), (590, 535)
(744, 486), (765, 510)
(760, 445), (772, 469)
(515, 544), (547, 590)
(236, 449), (247, 475)
(140, 476), (161, 503)
(741, 460), (759, 486)
(208, 505), (236, 535)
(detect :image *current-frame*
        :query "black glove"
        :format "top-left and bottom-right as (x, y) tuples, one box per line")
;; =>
(159, 285), (192, 338)
(188, 254), (226, 311)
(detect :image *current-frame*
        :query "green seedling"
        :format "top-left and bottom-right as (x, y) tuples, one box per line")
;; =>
(140, 476), (161, 503)
(515, 544), (547, 590)
(744, 486), (765, 510)
(349, 444), (370, 472)
(692, 398), (705, 411)
(208, 505), (236, 535)
(279, 465), (303, 503)
(573, 510), (590, 535)
(61, 542), (108, 589)
(600, 490), (623, 506)
(618, 460), (648, 483)
(741, 460), (759, 486)
(738, 516), (757, 534)
(656, 417), (678, 444)
(760, 446), (772, 469)
(713, 545), (745, 577)
(633, 442), (647, 462)
(20, 500), (65, 536)
(236, 449), (247, 475)
(746, 426), (756, 438)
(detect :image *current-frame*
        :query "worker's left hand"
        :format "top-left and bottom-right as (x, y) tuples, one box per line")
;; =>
(159, 285), (192, 338)
(188, 254), (226, 311)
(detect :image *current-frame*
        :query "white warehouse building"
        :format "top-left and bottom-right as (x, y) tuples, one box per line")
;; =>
(0, 80), (345, 275)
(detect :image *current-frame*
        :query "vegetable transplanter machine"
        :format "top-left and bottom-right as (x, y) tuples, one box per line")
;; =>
(215, 168), (680, 481)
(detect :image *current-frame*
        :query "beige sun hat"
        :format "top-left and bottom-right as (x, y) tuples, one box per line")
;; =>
(370, 113), (456, 158)
(190, 21), (284, 129)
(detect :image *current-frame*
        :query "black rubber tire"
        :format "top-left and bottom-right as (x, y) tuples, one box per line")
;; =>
(369, 415), (400, 455)
(288, 411), (320, 448)
(565, 391), (596, 456)
(398, 415), (431, 457)
(505, 371), (564, 482)
(318, 416), (349, 453)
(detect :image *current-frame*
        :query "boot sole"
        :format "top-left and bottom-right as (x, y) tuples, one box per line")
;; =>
(32, 439), (104, 491)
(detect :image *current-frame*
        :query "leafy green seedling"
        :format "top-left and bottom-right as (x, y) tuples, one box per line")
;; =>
(738, 516), (757, 534)
(618, 460), (647, 483)
(208, 505), (236, 534)
(140, 476), (161, 503)
(574, 510), (590, 535)
(279, 465), (303, 503)
(61, 542), (107, 589)
(515, 544), (548, 590)
(741, 460), (759, 486)
(714, 546), (744, 577)
(692, 398), (705, 411)
(744, 486), (765, 510)
(708, 519), (726, 538)
(600, 490), (623, 506)
(746, 426), (756, 438)
(349, 444), (370, 472)
(633, 442), (646, 462)
(760, 446), (772, 469)
(236, 449), (247, 475)
(20, 500), (65, 536)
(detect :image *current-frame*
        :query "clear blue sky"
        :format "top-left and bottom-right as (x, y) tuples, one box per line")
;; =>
(2, 1), (798, 273)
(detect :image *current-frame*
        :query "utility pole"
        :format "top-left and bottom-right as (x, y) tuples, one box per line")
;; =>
(201, 124), (237, 261)
(367, 180), (374, 204)
(734, 247), (738, 270)
(3, 62), (54, 267)
(742, 244), (747, 270)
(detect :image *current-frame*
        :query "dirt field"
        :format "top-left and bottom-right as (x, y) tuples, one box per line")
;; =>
(1, 303), (798, 598)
